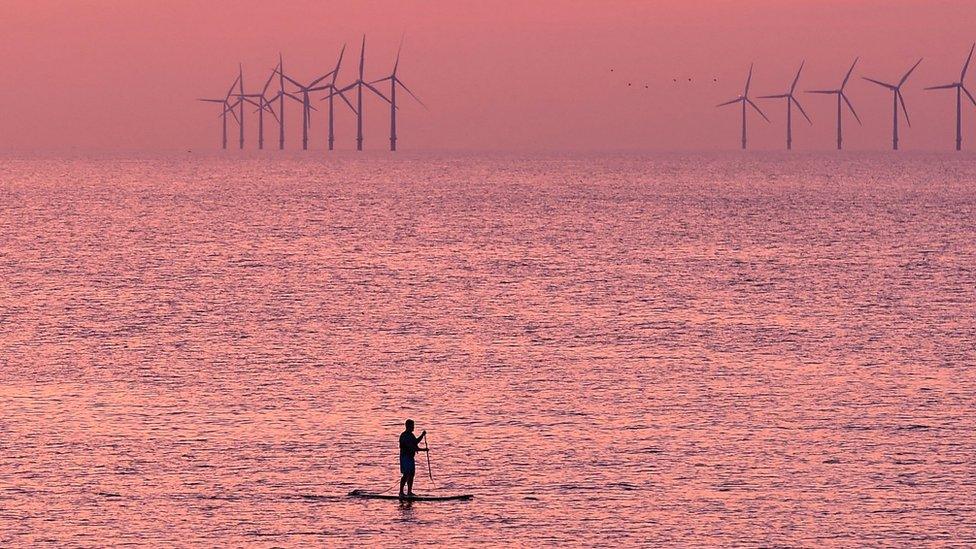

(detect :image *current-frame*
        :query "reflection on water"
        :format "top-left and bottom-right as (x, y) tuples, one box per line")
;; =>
(1, 151), (975, 546)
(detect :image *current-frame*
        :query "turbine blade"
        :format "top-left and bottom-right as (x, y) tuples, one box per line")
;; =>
(964, 43), (976, 80)
(744, 63), (754, 95)
(963, 85), (976, 106)
(899, 58), (923, 87)
(842, 57), (859, 88)
(262, 63), (278, 95)
(198, 98), (225, 103)
(393, 34), (404, 75)
(716, 98), (743, 108)
(792, 96), (812, 124)
(370, 76), (394, 85)
(338, 82), (358, 94)
(746, 98), (770, 122)
(790, 61), (804, 94)
(309, 71), (335, 88)
(359, 34), (366, 78)
(842, 93), (862, 125)
(805, 89), (839, 94)
(281, 73), (304, 89)
(862, 77), (896, 90)
(333, 44), (346, 84)
(758, 94), (789, 99)
(337, 89), (357, 113)
(898, 90), (911, 127)
(396, 77), (427, 109)
(925, 83), (959, 91)
(225, 74), (241, 98)
(364, 82), (391, 103)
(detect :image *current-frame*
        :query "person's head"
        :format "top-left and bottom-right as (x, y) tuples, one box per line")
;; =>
(405, 419), (415, 432)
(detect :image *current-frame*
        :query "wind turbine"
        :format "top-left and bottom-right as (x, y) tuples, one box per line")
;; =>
(717, 64), (770, 150)
(337, 36), (391, 151)
(759, 62), (812, 150)
(229, 64), (279, 150)
(198, 73), (241, 149)
(279, 65), (331, 150)
(267, 54), (308, 150)
(806, 58), (861, 150)
(313, 45), (357, 151)
(371, 38), (427, 151)
(925, 44), (976, 151)
(863, 59), (923, 150)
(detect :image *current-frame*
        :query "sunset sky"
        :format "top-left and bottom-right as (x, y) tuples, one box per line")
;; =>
(2, 0), (976, 151)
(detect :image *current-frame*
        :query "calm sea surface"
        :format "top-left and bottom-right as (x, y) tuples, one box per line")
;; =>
(1, 151), (975, 547)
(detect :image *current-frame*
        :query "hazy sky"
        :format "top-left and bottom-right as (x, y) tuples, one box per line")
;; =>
(3, 0), (976, 151)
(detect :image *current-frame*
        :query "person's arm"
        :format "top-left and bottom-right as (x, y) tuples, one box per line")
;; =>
(417, 430), (427, 443)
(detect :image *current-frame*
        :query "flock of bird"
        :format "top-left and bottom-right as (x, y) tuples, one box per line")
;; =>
(198, 36), (424, 152)
(715, 44), (976, 151)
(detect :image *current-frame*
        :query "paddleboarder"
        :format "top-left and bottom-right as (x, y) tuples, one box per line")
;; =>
(399, 419), (428, 497)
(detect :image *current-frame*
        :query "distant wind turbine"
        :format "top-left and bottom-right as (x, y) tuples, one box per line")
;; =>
(268, 54), (306, 150)
(759, 62), (812, 150)
(229, 64), (279, 150)
(338, 36), (391, 151)
(925, 44), (976, 151)
(806, 58), (861, 150)
(198, 73), (241, 150)
(717, 64), (770, 150)
(279, 65), (332, 150)
(313, 45), (357, 151)
(863, 59), (923, 150)
(371, 38), (427, 151)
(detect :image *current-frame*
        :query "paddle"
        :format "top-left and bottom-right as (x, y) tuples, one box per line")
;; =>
(424, 433), (433, 482)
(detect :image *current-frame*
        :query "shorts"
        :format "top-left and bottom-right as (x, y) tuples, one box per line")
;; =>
(400, 455), (416, 475)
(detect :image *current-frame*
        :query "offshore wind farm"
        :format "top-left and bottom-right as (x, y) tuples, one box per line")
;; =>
(4, 3), (976, 548)
(198, 36), (422, 152)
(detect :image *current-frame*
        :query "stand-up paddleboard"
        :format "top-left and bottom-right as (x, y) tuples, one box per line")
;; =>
(348, 489), (472, 502)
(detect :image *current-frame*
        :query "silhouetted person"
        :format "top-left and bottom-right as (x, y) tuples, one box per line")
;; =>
(399, 419), (427, 497)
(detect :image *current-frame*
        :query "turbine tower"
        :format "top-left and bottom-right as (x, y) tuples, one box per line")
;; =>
(371, 38), (426, 151)
(313, 45), (357, 151)
(759, 62), (812, 150)
(806, 58), (861, 150)
(925, 44), (976, 151)
(863, 59), (923, 150)
(338, 36), (391, 151)
(717, 64), (770, 150)
(198, 73), (241, 150)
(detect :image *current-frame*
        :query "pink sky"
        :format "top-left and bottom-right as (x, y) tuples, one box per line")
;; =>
(2, 0), (976, 151)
